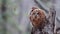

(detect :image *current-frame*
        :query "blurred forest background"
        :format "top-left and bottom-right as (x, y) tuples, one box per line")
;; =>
(0, 0), (60, 34)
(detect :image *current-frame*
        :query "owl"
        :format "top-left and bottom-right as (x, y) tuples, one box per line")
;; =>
(29, 7), (47, 31)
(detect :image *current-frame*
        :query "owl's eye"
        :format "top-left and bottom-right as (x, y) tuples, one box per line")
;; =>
(37, 13), (39, 14)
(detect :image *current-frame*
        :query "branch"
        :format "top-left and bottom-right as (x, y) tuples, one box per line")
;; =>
(49, 6), (56, 34)
(34, 0), (49, 13)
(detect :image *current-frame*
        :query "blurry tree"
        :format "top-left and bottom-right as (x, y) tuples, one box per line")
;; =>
(0, 0), (21, 34)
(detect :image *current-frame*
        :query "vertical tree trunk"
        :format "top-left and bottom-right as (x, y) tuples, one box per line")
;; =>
(1, 0), (7, 34)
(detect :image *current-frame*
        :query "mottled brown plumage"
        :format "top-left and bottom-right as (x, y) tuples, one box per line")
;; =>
(29, 7), (47, 31)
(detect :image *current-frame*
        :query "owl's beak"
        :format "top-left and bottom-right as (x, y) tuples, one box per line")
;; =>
(35, 15), (37, 18)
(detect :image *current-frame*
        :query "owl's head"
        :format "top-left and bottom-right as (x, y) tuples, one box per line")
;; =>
(29, 7), (46, 27)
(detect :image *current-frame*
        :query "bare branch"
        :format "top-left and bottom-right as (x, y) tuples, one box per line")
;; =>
(34, 0), (49, 13)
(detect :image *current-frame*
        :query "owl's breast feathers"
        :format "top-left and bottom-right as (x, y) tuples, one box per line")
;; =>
(29, 7), (48, 30)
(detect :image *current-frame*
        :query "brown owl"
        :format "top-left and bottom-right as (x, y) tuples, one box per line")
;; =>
(29, 7), (47, 31)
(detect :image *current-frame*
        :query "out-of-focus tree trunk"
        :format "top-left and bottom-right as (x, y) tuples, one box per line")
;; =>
(0, 0), (7, 34)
